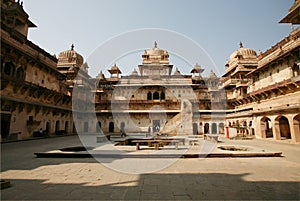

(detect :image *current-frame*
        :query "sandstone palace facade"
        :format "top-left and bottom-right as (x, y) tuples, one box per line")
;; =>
(1, 0), (299, 143)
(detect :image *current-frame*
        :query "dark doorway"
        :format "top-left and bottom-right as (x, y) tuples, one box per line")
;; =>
(109, 122), (114, 133)
(261, 117), (273, 138)
(45, 121), (50, 133)
(55, 121), (60, 132)
(147, 92), (152, 100)
(204, 123), (209, 134)
(212, 123), (217, 134)
(153, 120), (160, 132)
(153, 91), (159, 100)
(193, 123), (198, 135)
(279, 116), (291, 139)
(65, 121), (69, 134)
(161, 92), (165, 100)
(1, 114), (11, 139)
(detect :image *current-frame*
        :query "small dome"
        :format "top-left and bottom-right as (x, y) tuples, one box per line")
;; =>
(229, 42), (257, 60)
(58, 44), (84, 67)
(131, 69), (138, 76)
(96, 70), (106, 80)
(173, 68), (181, 75)
(208, 70), (218, 79)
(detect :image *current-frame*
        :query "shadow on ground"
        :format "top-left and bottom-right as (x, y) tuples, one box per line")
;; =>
(1, 173), (299, 200)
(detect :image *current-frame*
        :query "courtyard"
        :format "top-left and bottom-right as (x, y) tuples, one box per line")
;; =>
(1, 135), (299, 200)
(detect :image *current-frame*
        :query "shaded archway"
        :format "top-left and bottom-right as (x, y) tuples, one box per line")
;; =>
(161, 92), (165, 100)
(109, 122), (114, 133)
(278, 116), (291, 139)
(212, 123), (217, 134)
(261, 117), (272, 138)
(65, 121), (69, 134)
(16, 67), (25, 80)
(219, 123), (224, 134)
(45, 121), (50, 133)
(204, 123), (209, 134)
(293, 114), (300, 141)
(153, 91), (159, 100)
(55, 121), (60, 132)
(193, 123), (198, 135)
(147, 91), (152, 100)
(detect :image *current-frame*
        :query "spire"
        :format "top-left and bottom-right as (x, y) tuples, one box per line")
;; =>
(154, 41), (157, 48)
(239, 41), (243, 48)
(71, 44), (74, 50)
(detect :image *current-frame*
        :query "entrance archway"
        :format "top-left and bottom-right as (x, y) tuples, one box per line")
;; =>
(219, 123), (224, 134)
(278, 116), (291, 139)
(55, 121), (60, 132)
(193, 123), (198, 135)
(204, 123), (209, 134)
(1, 114), (11, 139)
(109, 122), (114, 133)
(293, 114), (300, 141)
(261, 117), (272, 138)
(45, 121), (50, 133)
(65, 121), (69, 134)
(212, 123), (217, 134)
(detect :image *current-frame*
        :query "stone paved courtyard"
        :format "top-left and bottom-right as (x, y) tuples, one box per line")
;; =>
(1, 135), (300, 200)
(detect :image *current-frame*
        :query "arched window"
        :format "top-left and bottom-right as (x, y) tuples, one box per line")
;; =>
(3, 62), (15, 76)
(292, 63), (300, 77)
(16, 67), (25, 80)
(147, 91), (152, 100)
(161, 92), (165, 100)
(153, 91), (159, 100)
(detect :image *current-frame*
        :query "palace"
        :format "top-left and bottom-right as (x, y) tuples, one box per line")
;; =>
(1, 0), (299, 143)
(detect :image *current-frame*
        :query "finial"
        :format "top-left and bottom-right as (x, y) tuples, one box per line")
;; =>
(20, 1), (23, 6)
(239, 41), (243, 48)
(71, 44), (74, 50)
(154, 41), (157, 48)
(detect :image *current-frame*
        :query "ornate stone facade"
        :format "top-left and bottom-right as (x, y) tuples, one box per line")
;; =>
(1, 0), (299, 143)
(222, 0), (300, 142)
(1, 0), (74, 140)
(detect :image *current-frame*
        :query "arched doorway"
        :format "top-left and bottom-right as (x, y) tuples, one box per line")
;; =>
(293, 114), (300, 141)
(65, 121), (69, 134)
(204, 123), (209, 134)
(161, 92), (165, 100)
(45, 121), (50, 133)
(193, 123), (198, 135)
(212, 123), (217, 134)
(55, 121), (60, 132)
(219, 123), (224, 134)
(278, 116), (291, 139)
(261, 117), (273, 138)
(147, 91), (152, 100)
(109, 122), (114, 133)
(153, 91), (159, 100)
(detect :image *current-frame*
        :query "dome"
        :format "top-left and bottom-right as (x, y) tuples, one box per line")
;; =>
(208, 70), (218, 79)
(58, 44), (84, 67)
(229, 42), (257, 60)
(142, 41), (169, 64)
(131, 69), (138, 76)
(173, 68), (182, 75)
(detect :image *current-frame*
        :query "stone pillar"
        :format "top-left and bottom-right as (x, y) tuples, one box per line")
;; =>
(272, 118), (281, 140)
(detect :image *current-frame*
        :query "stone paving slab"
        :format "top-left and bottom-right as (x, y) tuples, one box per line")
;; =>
(1, 135), (300, 200)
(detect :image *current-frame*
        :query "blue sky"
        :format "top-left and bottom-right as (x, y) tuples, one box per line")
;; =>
(23, 0), (294, 77)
